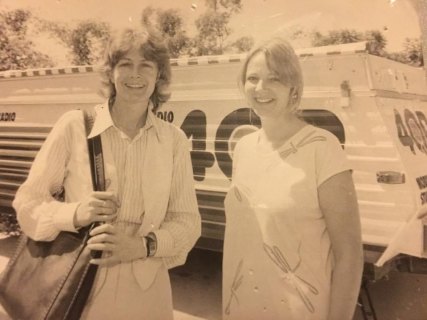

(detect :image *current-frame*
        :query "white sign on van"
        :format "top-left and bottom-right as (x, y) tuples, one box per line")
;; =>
(376, 98), (427, 265)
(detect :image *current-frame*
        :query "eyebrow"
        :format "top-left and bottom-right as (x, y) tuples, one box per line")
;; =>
(246, 72), (279, 77)
(118, 58), (155, 66)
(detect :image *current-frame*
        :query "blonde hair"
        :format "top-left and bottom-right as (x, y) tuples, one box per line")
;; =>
(100, 27), (171, 112)
(239, 37), (303, 112)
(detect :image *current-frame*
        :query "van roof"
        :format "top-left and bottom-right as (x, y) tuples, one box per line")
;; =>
(0, 42), (368, 79)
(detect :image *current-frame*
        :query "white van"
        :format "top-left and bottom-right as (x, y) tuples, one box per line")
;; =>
(1, 42), (426, 274)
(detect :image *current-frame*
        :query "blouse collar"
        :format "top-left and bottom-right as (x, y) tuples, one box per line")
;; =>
(88, 100), (160, 141)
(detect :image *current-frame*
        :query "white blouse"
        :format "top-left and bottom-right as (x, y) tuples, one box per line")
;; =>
(13, 101), (201, 270)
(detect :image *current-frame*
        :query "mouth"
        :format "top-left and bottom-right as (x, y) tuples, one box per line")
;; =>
(125, 83), (145, 89)
(254, 97), (274, 103)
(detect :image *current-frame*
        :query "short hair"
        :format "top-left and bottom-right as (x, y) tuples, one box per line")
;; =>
(100, 27), (171, 112)
(238, 37), (303, 111)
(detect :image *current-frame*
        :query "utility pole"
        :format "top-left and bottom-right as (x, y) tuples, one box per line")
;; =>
(420, 0), (427, 80)
(408, 0), (427, 80)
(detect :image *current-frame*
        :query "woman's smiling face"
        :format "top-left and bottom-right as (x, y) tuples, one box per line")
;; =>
(111, 47), (158, 104)
(244, 52), (292, 119)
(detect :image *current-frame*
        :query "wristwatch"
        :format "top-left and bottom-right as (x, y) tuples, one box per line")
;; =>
(145, 233), (157, 257)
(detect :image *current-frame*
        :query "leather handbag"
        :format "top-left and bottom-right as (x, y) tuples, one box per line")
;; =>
(0, 109), (105, 320)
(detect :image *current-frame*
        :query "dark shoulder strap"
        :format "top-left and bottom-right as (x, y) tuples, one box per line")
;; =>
(62, 110), (105, 320)
(82, 109), (106, 192)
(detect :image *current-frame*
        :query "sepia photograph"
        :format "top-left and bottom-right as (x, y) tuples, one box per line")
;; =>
(0, 0), (426, 319)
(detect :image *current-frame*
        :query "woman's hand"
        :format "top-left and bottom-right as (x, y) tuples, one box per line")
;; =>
(73, 191), (120, 228)
(86, 224), (147, 266)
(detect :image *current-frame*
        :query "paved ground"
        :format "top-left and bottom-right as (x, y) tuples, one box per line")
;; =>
(1, 235), (427, 320)
(170, 249), (427, 320)
(170, 249), (222, 320)
(0, 235), (219, 320)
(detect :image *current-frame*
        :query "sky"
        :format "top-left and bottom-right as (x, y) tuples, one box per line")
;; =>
(0, 0), (422, 63)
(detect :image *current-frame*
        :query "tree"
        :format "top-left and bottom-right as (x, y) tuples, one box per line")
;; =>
(401, 37), (423, 66)
(407, 0), (427, 72)
(204, 0), (242, 14)
(141, 7), (190, 58)
(311, 28), (423, 67)
(157, 9), (183, 38)
(229, 35), (254, 53)
(365, 30), (387, 56)
(141, 6), (156, 27)
(194, 11), (231, 55)
(0, 9), (53, 71)
(39, 19), (110, 65)
(191, 0), (243, 55)
(386, 51), (407, 64)
(69, 21), (110, 65)
(312, 29), (363, 47)
(139, 2), (246, 57)
(311, 29), (389, 57)
(140, 3), (248, 57)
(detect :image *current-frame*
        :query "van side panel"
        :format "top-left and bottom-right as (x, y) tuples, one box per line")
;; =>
(1, 47), (427, 262)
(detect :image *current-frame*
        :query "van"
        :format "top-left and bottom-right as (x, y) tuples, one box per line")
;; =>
(1, 42), (426, 275)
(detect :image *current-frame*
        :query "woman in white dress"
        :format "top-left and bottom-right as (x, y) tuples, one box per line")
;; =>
(13, 27), (201, 319)
(222, 37), (363, 320)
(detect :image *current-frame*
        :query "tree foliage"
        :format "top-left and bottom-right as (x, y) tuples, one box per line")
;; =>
(387, 37), (424, 66)
(309, 28), (423, 66)
(142, 7), (190, 58)
(0, 9), (53, 71)
(402, 37), (423, 66)
(194, 11), (231, 55)
(364, 30), (387, 56)
(157, 9), (183, 37)
(312, 29), (363, 46)
(311, 29), (388, 56)
(191, 0), (242, 55)
(204, 0), (242, 14)
(1, 5), (422, 68)
(69, 21), (110, 65)
(229, 35), (254, 53)
(140, 2), (245, 56)
(41, 19), (110, 65)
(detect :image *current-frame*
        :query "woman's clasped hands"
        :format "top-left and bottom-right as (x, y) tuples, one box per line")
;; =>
(74, 191), (120, 227)
(86, 224), (147, 266)
(73, 191), (148, 266)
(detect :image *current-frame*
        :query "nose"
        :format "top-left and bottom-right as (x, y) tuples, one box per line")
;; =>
(255, 79), (265, 91)
(131, 66), (141, 78)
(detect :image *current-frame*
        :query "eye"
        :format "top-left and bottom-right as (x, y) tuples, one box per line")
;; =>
(246, 75), (258, 83)
(139, 63), (155, 71)
(268, 76), (280, 82)
(117, 61), (131, 68)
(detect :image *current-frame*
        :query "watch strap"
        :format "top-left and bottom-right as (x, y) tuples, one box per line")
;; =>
(145, 233), (157, 257)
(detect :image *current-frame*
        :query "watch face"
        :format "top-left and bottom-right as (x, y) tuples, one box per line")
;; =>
(147, 237), (157, 257)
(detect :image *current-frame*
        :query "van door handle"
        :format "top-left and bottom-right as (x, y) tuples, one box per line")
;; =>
(376, 171), (406, 184)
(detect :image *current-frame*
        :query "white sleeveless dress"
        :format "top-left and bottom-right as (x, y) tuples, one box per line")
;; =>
(223, 125), (351, 320)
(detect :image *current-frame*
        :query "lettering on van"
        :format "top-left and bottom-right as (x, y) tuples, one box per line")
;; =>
(416, 174), (427, 205)
(0, 112), (16, 121)
(156, 111), (174, 123)
(157, 108), (259, 181)
(157, 108), (344, 181)
(416, 175), (427, 190)
(180, 110), (215, 181)
(394, 108), (427, 155)
(421, 191), (427, 205)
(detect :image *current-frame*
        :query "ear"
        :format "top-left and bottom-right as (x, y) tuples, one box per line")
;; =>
(288, 87), (298, 105)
